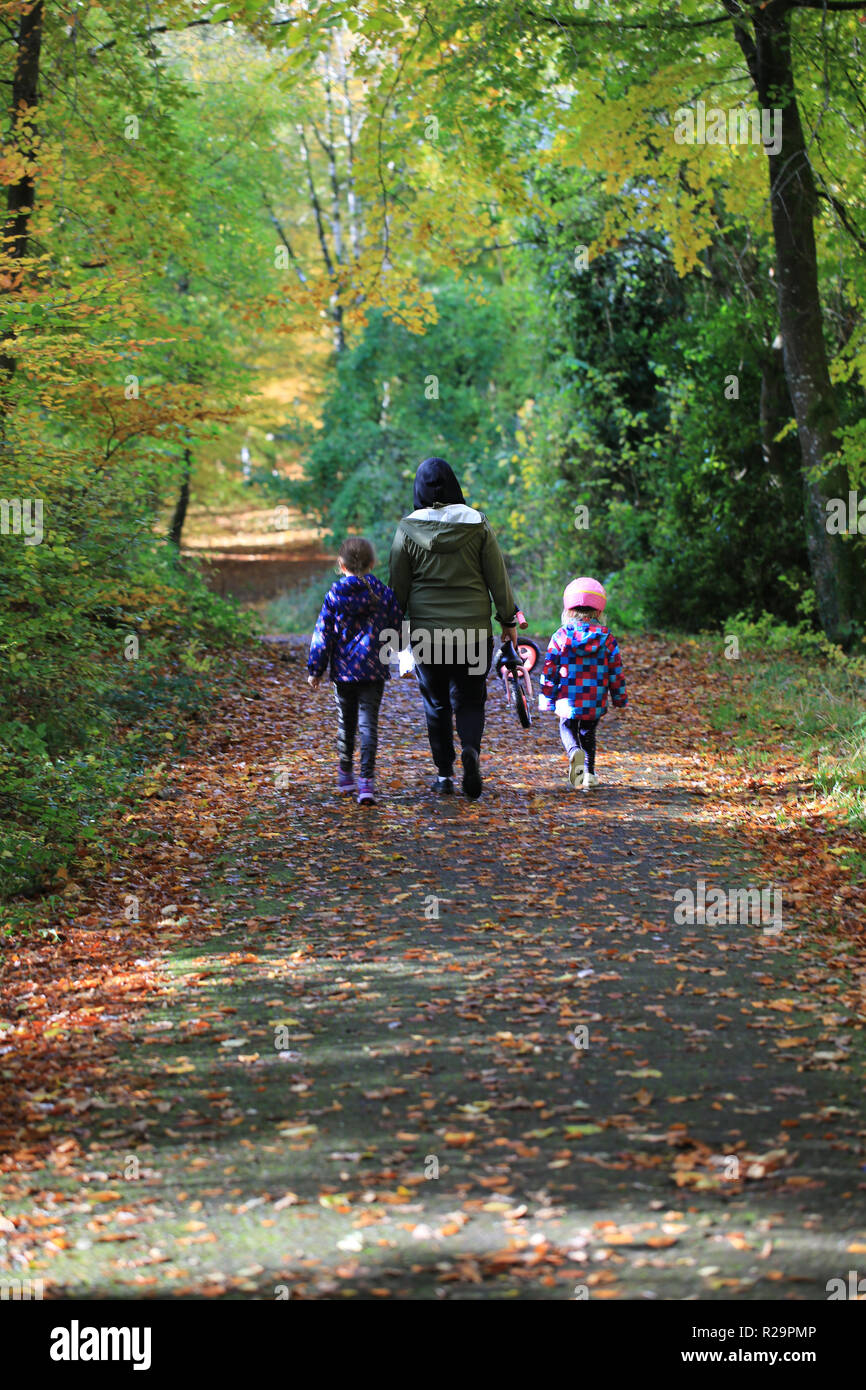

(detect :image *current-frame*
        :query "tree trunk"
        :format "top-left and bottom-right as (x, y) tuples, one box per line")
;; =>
(0, 0), (45, 390)
(168, 449), (192, 548)
(336, 27), (362, 259)
(744, 4), (864, 644)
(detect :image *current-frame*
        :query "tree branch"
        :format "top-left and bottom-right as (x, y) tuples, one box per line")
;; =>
(87, 13), (294, 59)
(262, 194), (307, 284)
(514, 5), (735, 31)
(815, 186), (866, 256)
(297, 125), (335, 282)
(719, 0), (759, 82)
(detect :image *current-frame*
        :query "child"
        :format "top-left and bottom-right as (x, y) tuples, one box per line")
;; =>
(307, 537), (403, 805)
(539, 577), (628, 790)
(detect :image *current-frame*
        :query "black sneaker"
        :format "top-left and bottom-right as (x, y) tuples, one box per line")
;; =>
(431, 776), (454, 795)
(461, 747), (483, 799)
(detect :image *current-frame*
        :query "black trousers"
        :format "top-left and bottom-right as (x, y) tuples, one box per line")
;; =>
(414, 639), (492, 776)
(334, 680), (384, 779)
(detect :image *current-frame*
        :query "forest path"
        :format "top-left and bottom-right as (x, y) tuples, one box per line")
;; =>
(180, 503), (333, 604)
(1, 636), (864, 1300)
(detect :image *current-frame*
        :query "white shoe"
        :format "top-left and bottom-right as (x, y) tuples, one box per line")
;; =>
(568, 750), (583, 789)
(582, 772), (599, 790)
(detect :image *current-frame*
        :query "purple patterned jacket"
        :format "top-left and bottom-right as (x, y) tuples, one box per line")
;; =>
(308, 574), (403, 683)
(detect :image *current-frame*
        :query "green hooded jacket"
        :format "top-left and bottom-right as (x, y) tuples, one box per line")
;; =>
(389, 503), (518, 638)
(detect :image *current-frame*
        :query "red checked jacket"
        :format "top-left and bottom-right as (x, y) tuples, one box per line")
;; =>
(539, 621), (628, 722)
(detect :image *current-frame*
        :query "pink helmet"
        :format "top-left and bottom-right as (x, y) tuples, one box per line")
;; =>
(563, 577), (606, 613)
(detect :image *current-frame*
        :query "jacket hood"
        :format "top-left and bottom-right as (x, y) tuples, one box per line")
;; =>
(329, 573), (382, 615)
(413, 457), (465, 509)
(563, 621), (608, 656)
(399, 503), (485, 553)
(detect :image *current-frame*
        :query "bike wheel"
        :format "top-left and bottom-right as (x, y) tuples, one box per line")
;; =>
(513, 678), (531, 729)
(518, 640), (540, 673)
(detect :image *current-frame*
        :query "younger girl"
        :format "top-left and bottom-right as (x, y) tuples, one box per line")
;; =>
(308, 537), (403, 805)
(539, 577), (628, 790)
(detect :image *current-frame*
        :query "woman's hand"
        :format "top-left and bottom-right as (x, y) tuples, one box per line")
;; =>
(501, 625), (518, 646)
(307, 674), (321, 691)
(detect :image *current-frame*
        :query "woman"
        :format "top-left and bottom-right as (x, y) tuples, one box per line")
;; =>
(389, 457), (518, 799)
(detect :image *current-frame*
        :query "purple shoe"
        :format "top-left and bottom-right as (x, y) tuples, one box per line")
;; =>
(357, 777), (376, 805)
(338, 768), (356, 794)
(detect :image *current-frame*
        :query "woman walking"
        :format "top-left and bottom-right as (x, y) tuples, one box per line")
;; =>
(389, 457), (518, 799)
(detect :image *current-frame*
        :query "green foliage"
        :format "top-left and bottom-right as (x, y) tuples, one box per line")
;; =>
(722, 611), (827, 659)
(0, 6), (270, 907)
(0, 508), (251, 901)
(293, 278), (538, 558)
(504, 188), (812, 630)
(290, 163), (818, 641)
